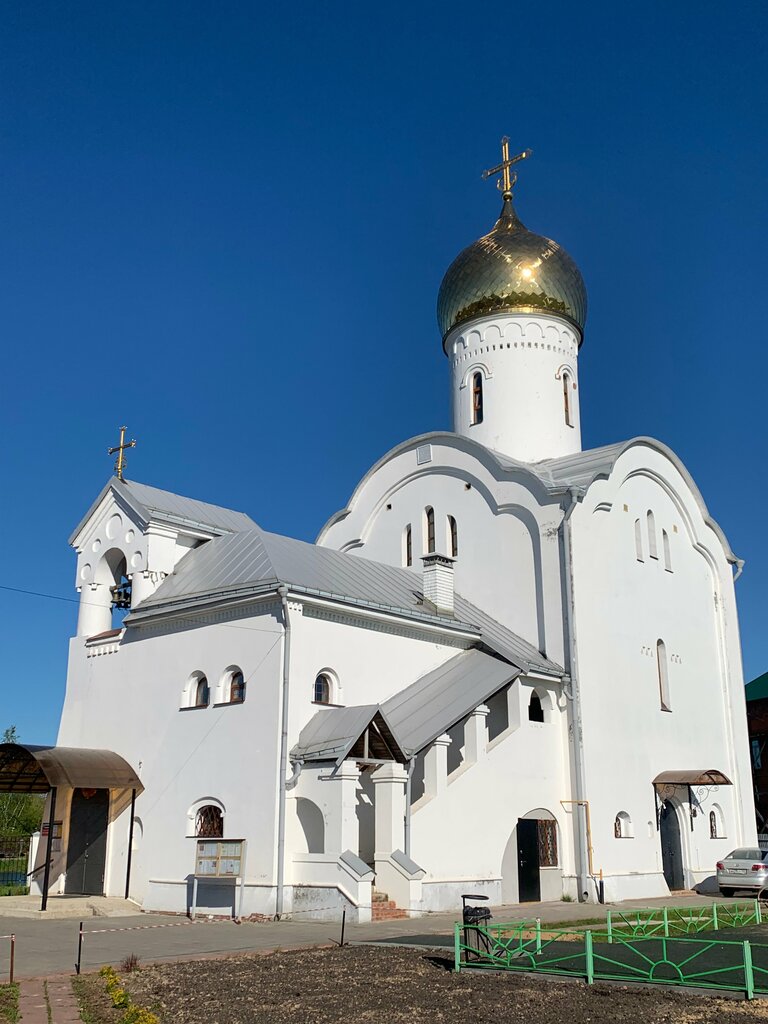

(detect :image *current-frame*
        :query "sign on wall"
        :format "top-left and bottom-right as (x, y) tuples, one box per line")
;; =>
(195, 840), (244, 878)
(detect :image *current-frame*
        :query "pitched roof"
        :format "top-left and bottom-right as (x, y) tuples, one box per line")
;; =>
(746, 672), (768, 703)
(128, 527), (562, 677)
(69, 477), (256, 544)
(381, 648), (519, 757)
(290, 706), (404, 764)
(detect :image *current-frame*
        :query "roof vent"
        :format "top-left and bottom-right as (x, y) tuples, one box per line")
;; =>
(422, 553), (455, 615)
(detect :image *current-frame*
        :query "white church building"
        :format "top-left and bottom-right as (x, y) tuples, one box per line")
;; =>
(21, 147), (756, 919)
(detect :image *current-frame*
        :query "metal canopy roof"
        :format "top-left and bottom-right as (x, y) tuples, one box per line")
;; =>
(0, 744), (144, 794)
(653, 770), (732, 787)
(291, 706), (405, 766)
(382, 649), (519, 757)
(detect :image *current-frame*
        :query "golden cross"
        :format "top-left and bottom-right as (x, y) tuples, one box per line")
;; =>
(108, 425), (137, 481)
(482, 137), (533, 196)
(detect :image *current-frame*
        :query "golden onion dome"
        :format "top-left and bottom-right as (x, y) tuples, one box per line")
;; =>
(437, 195), (587, 344)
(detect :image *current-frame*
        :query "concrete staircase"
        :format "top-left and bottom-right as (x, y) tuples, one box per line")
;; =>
(371, 889), (408, 921)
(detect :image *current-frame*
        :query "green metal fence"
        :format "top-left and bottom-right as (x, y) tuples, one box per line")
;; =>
(454, 901), (768, 998)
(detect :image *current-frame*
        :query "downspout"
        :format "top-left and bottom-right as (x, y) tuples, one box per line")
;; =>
(275, 585), (292, 919)
(561, 486), (592, 901)
(404, 757), (415, 857)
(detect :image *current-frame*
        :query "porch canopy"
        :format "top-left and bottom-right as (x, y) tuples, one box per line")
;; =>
(0, 743), (143, 794)
(653, 770), (732, 787)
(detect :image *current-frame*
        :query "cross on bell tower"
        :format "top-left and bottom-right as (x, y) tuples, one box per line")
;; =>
(482, 137), (533, 198)
(108, 426), (137, 481)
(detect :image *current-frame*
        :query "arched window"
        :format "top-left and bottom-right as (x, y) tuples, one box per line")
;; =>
(195, 805), (223, 838)
(528, 693), (545, 723)
(656, 639), (671, 711)
(634, 519), (644, 561)
(404, 524), (413, 567)
(562, 371), (573, 426)
(425, 507), (435, 554)
(448, 515), (458, 558)
(709, 806), (725, 838)
(314, 673), (331, 704)
(194, 675), (209, 708)
(229, 670), (245, 704)
(614, 812), (633, 838)
(471, 372), (484, 425)
(662, 529), (672, 572)
(647, 510), (658, 559)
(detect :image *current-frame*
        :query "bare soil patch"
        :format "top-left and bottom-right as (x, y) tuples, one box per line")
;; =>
(112, 944), (768, 1024)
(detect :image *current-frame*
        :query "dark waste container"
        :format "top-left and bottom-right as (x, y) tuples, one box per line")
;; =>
(461, 894), (492, 960)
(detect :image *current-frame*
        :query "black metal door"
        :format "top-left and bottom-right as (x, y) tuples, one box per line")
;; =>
(66, 789), (109, 895)
(517, 818), (541, 902)
(660, 800), (684, 891)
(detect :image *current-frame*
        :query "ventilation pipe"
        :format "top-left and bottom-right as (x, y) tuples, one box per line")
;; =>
(421, 553), (455, 614)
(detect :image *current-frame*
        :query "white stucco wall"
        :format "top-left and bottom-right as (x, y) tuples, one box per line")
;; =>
(445, 312), (582, 463)
(569, 444), (755, 898)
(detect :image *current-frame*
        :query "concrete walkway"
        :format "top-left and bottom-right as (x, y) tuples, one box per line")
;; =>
(18, 977), (80, 1023)
(0, 895), (143, 919)
(0, 891), (757, 980)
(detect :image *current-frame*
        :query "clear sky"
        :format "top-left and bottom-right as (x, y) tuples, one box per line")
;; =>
(1, 1), (766, 742)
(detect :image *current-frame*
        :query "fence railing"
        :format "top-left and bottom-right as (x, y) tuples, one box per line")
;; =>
(0, 837), (30, 893)
(455, 900), (768, 998)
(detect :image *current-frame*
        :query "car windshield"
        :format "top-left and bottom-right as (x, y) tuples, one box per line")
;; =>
(726, 849), (765, 861)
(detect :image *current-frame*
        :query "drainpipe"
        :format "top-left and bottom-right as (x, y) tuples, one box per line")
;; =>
(404, 758), (415, 857)
(561, 486), (592, 901)
(275, 585), (292, 919)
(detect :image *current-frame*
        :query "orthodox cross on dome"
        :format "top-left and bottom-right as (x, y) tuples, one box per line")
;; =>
(108, 425), (137, 481)
(482, 137), (533, 197)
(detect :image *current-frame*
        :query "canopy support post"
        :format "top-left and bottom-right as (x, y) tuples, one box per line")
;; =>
(40, 786), (57, 912)
(125, 788), (137, 900)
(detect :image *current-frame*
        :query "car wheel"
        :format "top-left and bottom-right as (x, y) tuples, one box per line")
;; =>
(719, 887), (735, 898)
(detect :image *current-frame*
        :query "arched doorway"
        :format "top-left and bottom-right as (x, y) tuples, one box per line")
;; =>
(660, 799), (684, 891)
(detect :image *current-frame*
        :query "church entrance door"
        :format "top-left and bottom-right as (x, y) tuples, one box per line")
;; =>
(660, 799), (685, 891)
(65, 788), (109, 895)
(517, 818), (541, 902)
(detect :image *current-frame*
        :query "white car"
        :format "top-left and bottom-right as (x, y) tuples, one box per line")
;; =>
(716, 848), (768, 896)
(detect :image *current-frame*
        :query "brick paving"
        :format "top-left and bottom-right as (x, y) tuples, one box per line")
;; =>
(18, 976), (82, 1023)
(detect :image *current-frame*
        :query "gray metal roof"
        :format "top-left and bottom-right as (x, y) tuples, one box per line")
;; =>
(128, 526), (562, 677)
(291, 649), (521, 764)
(69, 477), (256, 544)
(382, 648), (519, 757)
(290, 705), (404, 764)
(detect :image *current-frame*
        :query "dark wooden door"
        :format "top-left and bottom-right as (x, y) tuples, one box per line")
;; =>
(66, 789), (109, 895)
(517, 818), (541, 902)
(660, 800), (684, 891)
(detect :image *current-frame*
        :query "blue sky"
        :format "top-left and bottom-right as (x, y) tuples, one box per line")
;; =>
(1, 1), (766, 742)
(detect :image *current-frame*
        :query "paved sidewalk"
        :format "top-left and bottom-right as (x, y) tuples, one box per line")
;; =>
(18, 977), (81, 1023)
(0, 891), (756, 980)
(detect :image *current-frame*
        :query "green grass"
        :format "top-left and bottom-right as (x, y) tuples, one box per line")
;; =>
(0, 887), (28, 898)
(0, 984), (19, 1023)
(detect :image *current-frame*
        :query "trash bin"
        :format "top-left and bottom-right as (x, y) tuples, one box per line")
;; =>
(461, 894), (492, 960)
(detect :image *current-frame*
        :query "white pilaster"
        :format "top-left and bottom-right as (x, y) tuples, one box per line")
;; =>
(371, 762), (408, 858)
(423, 734), (452, 799)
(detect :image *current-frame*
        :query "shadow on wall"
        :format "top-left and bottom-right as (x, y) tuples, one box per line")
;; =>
(185, 874), (238, 917)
